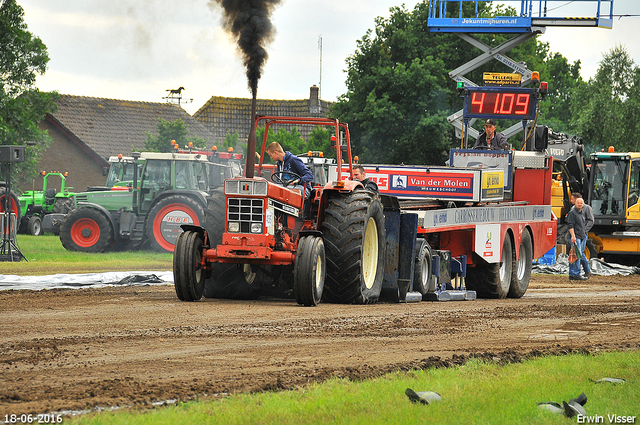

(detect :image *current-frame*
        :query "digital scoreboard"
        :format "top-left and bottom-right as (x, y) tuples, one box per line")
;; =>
(463, 87), (539, 120)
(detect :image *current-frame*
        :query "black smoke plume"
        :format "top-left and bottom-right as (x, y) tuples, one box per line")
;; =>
(208, 0), (281, 96)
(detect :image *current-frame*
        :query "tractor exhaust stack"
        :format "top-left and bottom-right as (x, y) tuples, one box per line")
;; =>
(245, 94), (257, 178)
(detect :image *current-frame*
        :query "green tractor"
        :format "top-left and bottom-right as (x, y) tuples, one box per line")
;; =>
(18, 171), (75, 235)
(58, 150), (239, 253)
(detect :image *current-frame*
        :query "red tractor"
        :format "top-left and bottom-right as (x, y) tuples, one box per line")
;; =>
(173, 116), (386, 306)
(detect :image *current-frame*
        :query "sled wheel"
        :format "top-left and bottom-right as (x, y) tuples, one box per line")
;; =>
(413, 239), (434, 295)
(173, 230), (205, 301)
(509, 231), (532, 298)
(321, 191), (386, 304)
(60, 208), (114, 252)
(467, 234), (513, 299)
(146, 195), (204, 253)
(294, 236), (325, 306)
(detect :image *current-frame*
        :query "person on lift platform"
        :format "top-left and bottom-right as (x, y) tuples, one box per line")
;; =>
(473, 118), (509, 150)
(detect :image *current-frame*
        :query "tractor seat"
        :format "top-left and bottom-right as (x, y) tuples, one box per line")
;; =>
(45, 188), (57, 205)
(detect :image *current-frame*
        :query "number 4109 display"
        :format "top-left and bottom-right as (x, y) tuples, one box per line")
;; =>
(465, 89), (536, 120)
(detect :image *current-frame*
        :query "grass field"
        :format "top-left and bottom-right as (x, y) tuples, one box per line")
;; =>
(70, 350), (639, 425)
(4, 235), (173, 275)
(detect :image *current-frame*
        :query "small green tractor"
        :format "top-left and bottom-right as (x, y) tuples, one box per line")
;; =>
(18, 171), (75, 235)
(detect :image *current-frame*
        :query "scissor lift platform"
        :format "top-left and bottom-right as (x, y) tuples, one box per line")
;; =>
(428, 0), (614, 33)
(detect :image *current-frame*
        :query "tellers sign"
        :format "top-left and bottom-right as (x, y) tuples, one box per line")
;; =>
(464, 87), (538, 120)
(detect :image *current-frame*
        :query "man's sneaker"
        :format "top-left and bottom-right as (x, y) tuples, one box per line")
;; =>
(569, 275), (586, 281)
(584, 272), (591, 279)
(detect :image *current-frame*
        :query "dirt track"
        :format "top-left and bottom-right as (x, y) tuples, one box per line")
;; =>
(1, 273), (639, 416)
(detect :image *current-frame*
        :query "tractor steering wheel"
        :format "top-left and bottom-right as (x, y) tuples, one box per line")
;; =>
(271, 171), (303, 187)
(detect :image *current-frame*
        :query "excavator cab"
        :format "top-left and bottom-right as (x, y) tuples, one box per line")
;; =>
(590, 156), (627, 217)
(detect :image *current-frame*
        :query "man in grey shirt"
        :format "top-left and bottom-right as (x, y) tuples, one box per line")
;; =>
(567, 197), (591, 280)
(570, 192), (594, 278)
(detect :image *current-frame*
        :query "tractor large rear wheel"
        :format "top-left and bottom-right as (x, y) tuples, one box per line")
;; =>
(53, 197), (75, 214)
(60, 208), (114, 252)
(466, 235), (513, 299)
(173, 230), (205, 301)
(321, 191), (385, 304)
(0, 187), (21, 228)
(146, 195), (205, 253)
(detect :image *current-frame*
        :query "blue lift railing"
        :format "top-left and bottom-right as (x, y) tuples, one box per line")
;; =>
(428, 0), (614, 33)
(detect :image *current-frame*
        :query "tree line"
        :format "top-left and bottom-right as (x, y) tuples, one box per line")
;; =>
(332, 2), (640, 164)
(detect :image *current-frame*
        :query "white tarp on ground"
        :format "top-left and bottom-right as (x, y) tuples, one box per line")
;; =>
(1, 253), (636, 292)
(0, 271), (174, 291)
(533, 253), (639, 276)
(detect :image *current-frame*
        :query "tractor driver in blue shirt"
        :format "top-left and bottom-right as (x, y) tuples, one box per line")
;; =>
(266, 142), (314, 199)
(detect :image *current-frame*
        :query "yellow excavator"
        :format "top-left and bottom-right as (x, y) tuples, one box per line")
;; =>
(550, 130), (640, 265)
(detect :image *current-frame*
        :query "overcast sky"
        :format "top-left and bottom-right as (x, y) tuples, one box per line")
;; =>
(18, 0), (640, 116)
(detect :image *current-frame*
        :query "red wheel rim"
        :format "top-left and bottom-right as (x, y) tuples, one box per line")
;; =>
(70, 218), (101, 248)
(152, 203), (200, 251)
(0, 195), (19, 233)
(0, 197), (18, 213)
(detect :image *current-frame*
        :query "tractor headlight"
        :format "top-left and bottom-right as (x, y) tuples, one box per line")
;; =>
(225, 179), (267, 196)
(251, 223), (263, 234)
(253, 181), (267, 196)
(225, 180), (239, 195)
(228, 222), (240, 233)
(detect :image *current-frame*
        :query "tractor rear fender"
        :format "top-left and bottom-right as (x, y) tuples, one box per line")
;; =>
(316, 180), (363, 227)
(146, 191), (208, 220)
(76, 202), (117, 240)
(151, 189), (209, 208)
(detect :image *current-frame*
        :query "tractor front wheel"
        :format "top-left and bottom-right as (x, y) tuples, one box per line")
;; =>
(294, 236), (325, 306)
(173, 230), (205, 301)
(60, 208), (114, 252)
(28, 215), (43, 236)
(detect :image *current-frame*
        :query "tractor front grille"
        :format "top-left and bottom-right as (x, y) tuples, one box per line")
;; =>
(227, 198), (264, 233)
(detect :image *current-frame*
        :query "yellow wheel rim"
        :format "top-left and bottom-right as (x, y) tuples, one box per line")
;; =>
(362, 217), (378, 290)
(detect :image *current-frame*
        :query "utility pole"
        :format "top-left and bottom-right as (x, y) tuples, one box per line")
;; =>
(318, 35), (323, 100)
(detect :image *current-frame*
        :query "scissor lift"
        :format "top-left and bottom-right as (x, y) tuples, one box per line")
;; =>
(428, 0), (614, 144)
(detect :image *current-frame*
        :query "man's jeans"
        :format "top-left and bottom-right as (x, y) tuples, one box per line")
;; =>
(569, 237), (591, 277)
